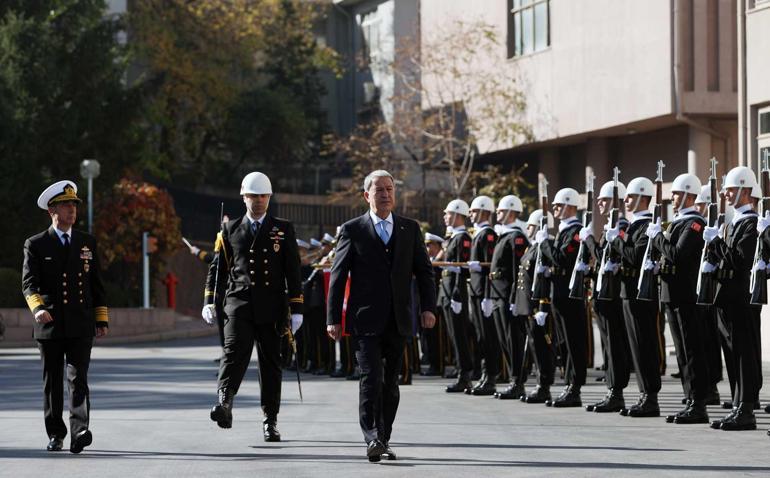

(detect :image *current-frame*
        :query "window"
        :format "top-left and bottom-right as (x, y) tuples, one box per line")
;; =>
(508, 0), (550, 58)
(760, 110), (770, 136)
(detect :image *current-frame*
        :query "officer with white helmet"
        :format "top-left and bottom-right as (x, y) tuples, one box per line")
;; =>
(702, 165), (762, 431)
(533, 187), (587, 407)
(647, 172), (713, 424)
(440, 199), (476, 393)
(581, 178), (632, 414)
(607, 175), (662, 417)
(205, 171), (303, 442)
(488, 195), (529, 399)
(465, 195), (501, 396)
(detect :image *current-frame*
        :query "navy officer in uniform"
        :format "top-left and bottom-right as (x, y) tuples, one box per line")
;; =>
(22, 180), (109, 453)
(204, 171), (303, 442)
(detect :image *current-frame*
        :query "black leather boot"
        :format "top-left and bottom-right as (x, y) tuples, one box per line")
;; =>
(210, 388), (234, 429)
(495, 382), (524, 400)
(719, 402), (757, 431)
(627, 394), (659, 417)
(552, 386), (582, 408)
(446, 376), (472, 393)
(620, 394), (645, 416)
(263, 417), (281, 442)
(470, 379), (497, 396)
(523, 385), (551, 404)
(594, 390), (625, 413)
(673, 401), (709, 424)
(545, 385), (570, 407)
(667, 399), (692, 423)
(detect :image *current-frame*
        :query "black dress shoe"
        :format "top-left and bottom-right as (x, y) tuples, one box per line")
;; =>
(210, 388), (234, 429)
(46, 437), (63, 452)
(720, 403), (757, 431)
(446, 380), (472, 393)
(70, 430), (92, 454)
(552, 390), (582, 408)
(382, 443), (397, 461)
(673, 404), (709, 424)
(496, 383), (525, 400)
(263, 421), (281, 442)
(523, 385), (551, 404)
(366, 439), (386, 462)
(594, 394), (625, 413)
(470, 382), (497, 396)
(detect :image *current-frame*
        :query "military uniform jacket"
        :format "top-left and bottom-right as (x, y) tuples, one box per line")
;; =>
(651, 211), (705, 304)
(540, 219), (581, 300)
(22, 227), (109, 339)
(439, 231), (471, 306)
(709, 211), (758, 306)
(611, 213), (652, 300)
(514, 243), (538, 316)
(585, 219), (629, 299)
(469, 225), (497, 298)
(205, 215), (303, 323)
(489, 227), (528, 301)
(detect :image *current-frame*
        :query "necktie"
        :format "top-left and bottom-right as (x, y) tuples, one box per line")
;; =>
(377, 221), (390, 244)
(62, 233), (70, 247)
(251, 221), (259, 237)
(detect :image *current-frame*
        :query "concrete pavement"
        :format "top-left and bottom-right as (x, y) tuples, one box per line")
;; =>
(1, 337), (769, 477)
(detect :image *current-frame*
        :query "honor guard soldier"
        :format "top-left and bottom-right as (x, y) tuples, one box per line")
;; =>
(534, 188), (586, 407)
(582, 179), (632, 413)
(647, 173), (711, 424)
(466, 196), (501, 396)
(489, 195), (529, 399)
(704, 166), (762, 431)
(423, 232), (447, 376)
(22, 180), (109, 453)
(203, 172), (303, 442)
(440, 199), (475, 393)
(608, 176), (661, 418)
(518, 210), (557, 403)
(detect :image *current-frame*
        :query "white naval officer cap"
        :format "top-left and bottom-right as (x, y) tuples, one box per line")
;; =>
(37, 180), (82, 210)
(322, 233), (335, 244)
(310, 238), (323, 248)
(296, 239), (310, 249)
(424, 232), (444, 244)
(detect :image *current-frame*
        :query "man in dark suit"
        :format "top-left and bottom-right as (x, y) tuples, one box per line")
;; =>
(327, 170), (437, 463)
(22, 180), (109, 454)
(204, 171), (303, 442)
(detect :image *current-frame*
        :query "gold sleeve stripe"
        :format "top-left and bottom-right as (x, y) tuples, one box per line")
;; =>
(214, 232), (224, 252)
(204, 290), (214, 297)
(95, 306), (109, 323)
(25, 294), (44, 312)
(289, 298), (304, 303)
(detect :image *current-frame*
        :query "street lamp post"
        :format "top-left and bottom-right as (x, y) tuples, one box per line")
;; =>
(80, 159), (101, 233)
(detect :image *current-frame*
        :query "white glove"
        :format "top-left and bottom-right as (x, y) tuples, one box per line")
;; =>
(758, 212), (770, 234)
(509, 303), (518, 316)
(481, 298), (494, 317)
(753, 259), (767, 273)
(290, 313), (303, 334)
(574, 261), (590, 272)
(703, 225), (719, 244)
(442, 265), (461, 274)
(643, 259), (659, 273)
(467, 260), (482, 272)
(700, 261), (717, 273)
(450, 300), (462, 314)
(605, 225), (621, 243)
(534, 311), (548, 326)
(645, 219), (662, 239)
(201, 304), (216, 325)
(189, 245), (201, 255)
(579, 226), (593, 241)
(535, 264), (551, 277)
(602, 260), (620, 274)
(535, 229), (548, 244)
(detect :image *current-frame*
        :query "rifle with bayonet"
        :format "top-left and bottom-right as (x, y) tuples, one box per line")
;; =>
(696, 158), (720, 305)
(531, 177), (550, 300)
(637, 160), (665, 301)
(750, 153), (770, 304)
(596, 167), (621, 301)
(569, 172), (595, 299)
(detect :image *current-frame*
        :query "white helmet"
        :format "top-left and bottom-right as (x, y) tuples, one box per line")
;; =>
(497, 195), (523, 212)
(444, 199), (470, 216)
(626, 177), (654, 197)
(470, 195), (495, 212)
(695, 185), (711, 205)
(597, 181), (627, 200)
(671, 173), (702, 196)
(752, 184), (762, 199)
(527, 209), (555, 228)
(240, 172), (273, 195)
(723, 166), (757, 190)
(552, 188), (579, 206)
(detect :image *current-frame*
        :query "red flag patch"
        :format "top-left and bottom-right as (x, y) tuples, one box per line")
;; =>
(487, 235), (495, 242)
(463, 240), (471, 247)
(514, 237), (525, 245)
(691, 222), (702, 232)
(573, 234), (580, 242)
(566, 244), (575, 253)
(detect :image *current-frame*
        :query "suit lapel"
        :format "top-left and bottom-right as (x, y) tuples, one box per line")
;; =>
(363, 213), (387, 261)
(392, 214), (405, 266)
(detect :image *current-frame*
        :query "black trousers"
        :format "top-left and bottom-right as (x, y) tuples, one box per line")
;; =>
(702, 306), (723, 387)
(667, 303), (687, 393)
(470, 297), (501, 382)
(492, 300), (526, 385)
(551, 296), (587, 389)
(419, 311), (443, 373)
(665, 303), (710, 401)
(594, 298), (630, 392)
(218, 318), (282, 419)
(526, 311), (556, 387)
(622, 299), (661, 395)
(38, 337), (93, 440)
(594, 301), (609, 371)
(355, 320), (405, 444)
(717, 303), (762, 404)
(441, 303), (473, 380)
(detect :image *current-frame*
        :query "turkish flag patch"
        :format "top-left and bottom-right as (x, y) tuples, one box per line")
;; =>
(487, 235), (495, 242)
(566, 244), (575, 253)
(463, 240), (471, 247)
(573, 233), (580, 242)
(515, 237), (525, 245)
(691, 222), (702, 232)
